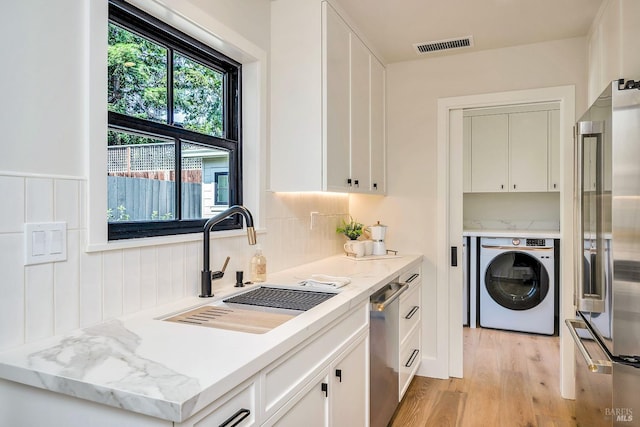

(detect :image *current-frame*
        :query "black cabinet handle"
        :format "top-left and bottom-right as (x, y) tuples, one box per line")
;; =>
(219, 408), (250, 427)
(451, 246), (458, 267)
(335, 369), (342, 382)
(406, 273), (419, 283)
(405, 349), (420, 368)
(405, 306), (419, 319)
(500, 184), (504, 189)
(347, 178), (352, 186)
(513, 184), (516, 189)
(354, 179), (359, 188)
(321, 382), (328, 397)
(553, 183), (557, 189)
(373, 182), (378, 190)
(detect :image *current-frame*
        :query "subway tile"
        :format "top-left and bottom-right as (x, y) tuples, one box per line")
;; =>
(79, 250), (102, 327)
(54, 229), (80, 335)
(26, 177), (54, 223)
(103, 251), (123, 320)
(25, 263), (54, 343)
(0, 234), (25, 350)
(54, 179), (80, 229)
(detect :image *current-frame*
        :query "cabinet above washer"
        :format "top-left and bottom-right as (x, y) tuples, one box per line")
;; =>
(270, 0), (386, 194)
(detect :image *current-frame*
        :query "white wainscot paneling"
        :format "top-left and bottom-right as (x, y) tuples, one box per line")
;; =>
(156, 246), (173, 304)
(54, 179), (80, 229)
(79, 250), (103, 327)
(103, 251), (124, 320)
(123, 248), (142, 315)
(139, 247), (158, 309)
(54, 229), (80, 335)
(25, 263), (54, 342)
(26, 177), (54, 223)
(0, 234), (25, 350)
(0, 176), (24, 233)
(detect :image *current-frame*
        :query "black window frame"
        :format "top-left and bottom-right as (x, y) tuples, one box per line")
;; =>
(107, 0), (243, 240)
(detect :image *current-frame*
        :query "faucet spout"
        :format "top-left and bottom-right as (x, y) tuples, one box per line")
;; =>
(201, 205), (257, 298)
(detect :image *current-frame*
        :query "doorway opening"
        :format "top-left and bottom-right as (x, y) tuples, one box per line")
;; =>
(436, 85), (576, 398)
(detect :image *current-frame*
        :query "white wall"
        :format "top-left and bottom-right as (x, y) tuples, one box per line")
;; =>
(349, 36), (588, 377)
(0, 0), (348, 352)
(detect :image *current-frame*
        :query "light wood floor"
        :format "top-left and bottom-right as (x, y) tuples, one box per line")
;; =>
(390, 327), (576, 427)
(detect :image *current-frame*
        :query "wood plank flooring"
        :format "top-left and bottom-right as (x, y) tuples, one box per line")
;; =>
(390, 327), (576, 427)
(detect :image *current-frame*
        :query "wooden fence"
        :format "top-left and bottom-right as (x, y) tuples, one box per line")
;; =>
(107, 176), (201, 221)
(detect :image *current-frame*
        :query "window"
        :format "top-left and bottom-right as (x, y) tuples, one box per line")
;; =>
(107, 0), (242, 240)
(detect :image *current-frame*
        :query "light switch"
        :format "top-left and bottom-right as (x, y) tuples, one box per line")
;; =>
(32, 231), (46, 256)
(24, 222), (67, 265)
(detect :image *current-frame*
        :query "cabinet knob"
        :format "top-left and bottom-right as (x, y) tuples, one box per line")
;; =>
(500, 184), (504, 189)
(513, 184), (516, 189)
(553, 183), (557, 189)
(354, 179), (359, 188)
(373, 183), (378, 190)
(321, 382), (328, 397)
(347, 178), (352, 187)
(335, 369), (342, 382)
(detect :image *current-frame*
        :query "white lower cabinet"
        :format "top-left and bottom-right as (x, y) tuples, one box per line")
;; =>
(263, 304), (369, 426)
(398, 266), (422, 400)
(177, 380), (257, 427)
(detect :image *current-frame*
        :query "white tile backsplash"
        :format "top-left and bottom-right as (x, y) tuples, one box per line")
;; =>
(0, 174), (349, 350)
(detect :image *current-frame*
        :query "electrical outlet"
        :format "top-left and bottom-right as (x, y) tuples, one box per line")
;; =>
(24, 222), (67, 265)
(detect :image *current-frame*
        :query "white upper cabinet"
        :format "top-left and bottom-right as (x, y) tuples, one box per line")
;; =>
(270, 0), (386, 194)
(466, 105), (559, 193)
(548, 109), (560, 191)
(509, 111), (548, 192)
(470, 114), (509, 192)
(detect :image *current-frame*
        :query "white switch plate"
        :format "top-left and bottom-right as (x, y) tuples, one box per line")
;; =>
(24, 222), (67, 265)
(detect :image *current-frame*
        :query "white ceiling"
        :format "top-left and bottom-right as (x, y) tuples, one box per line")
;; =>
(331, 0), (604, 63)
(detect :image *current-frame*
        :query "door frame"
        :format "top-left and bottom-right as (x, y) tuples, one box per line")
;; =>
(436, 85), (576, 398)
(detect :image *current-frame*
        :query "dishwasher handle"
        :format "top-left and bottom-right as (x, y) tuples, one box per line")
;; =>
(371, 282), (408, 311)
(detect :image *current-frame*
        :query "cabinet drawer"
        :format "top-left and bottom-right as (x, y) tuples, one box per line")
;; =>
(399, 283), (421, 344)
(178, 380), (257, 427)
(399, 327), (421, 400)
(262, 303), (368, 419)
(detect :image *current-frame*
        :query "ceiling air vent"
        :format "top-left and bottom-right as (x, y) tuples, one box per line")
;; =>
(413, 36), (474, 55)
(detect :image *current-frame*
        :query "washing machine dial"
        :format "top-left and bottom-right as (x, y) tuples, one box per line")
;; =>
(512, 238), (521, 246)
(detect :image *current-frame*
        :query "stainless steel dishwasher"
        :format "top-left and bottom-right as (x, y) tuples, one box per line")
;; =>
(370, 281), (408, 427)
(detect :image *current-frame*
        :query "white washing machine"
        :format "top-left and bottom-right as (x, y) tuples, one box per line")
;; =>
(480, 236), (556, 335)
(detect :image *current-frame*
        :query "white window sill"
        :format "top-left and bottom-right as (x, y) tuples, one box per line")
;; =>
(86, 227), (267, 253)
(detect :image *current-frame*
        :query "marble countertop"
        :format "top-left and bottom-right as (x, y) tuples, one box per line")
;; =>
(0, 254), (422, 423)
(463, 229), (561, 238)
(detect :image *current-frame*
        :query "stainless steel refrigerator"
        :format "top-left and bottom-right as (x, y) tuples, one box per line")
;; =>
(566, 79), (640, 426)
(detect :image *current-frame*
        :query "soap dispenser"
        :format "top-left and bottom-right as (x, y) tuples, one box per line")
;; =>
(250, 245), (267, 282)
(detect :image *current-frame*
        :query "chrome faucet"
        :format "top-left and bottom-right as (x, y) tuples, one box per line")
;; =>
(200, 205), (257, 297)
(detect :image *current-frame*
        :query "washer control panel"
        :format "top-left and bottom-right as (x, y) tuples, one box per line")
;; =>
(526, 238), (546, 247)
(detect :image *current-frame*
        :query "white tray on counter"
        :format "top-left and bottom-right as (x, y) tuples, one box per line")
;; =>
(344, 253), (400, 261)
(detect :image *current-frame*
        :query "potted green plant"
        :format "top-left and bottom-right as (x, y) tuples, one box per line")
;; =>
(336, 217), (363, 240)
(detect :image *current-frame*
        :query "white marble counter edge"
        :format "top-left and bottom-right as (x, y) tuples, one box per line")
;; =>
(463, 229), (561, 238)
(0, 254), (423, 423)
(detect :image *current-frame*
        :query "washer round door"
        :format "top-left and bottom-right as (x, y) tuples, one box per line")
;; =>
(485, 251), (549, 310)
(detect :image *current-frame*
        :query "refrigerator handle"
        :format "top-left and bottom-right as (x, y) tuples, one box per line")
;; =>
(565, 319), (612, 374)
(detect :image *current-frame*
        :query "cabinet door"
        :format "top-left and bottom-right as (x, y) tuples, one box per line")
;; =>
(330, 335), (367, 427)
(324, 3), (351, 191)
(349, 33), (371, 192)
(463, 116), (472, 192)
(548, 109), (560, 191)
(270, 372), (329, 427)
(370, 56), (385, 193)
(471, 114), (508, 192)
(509, 111), (548, 192)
